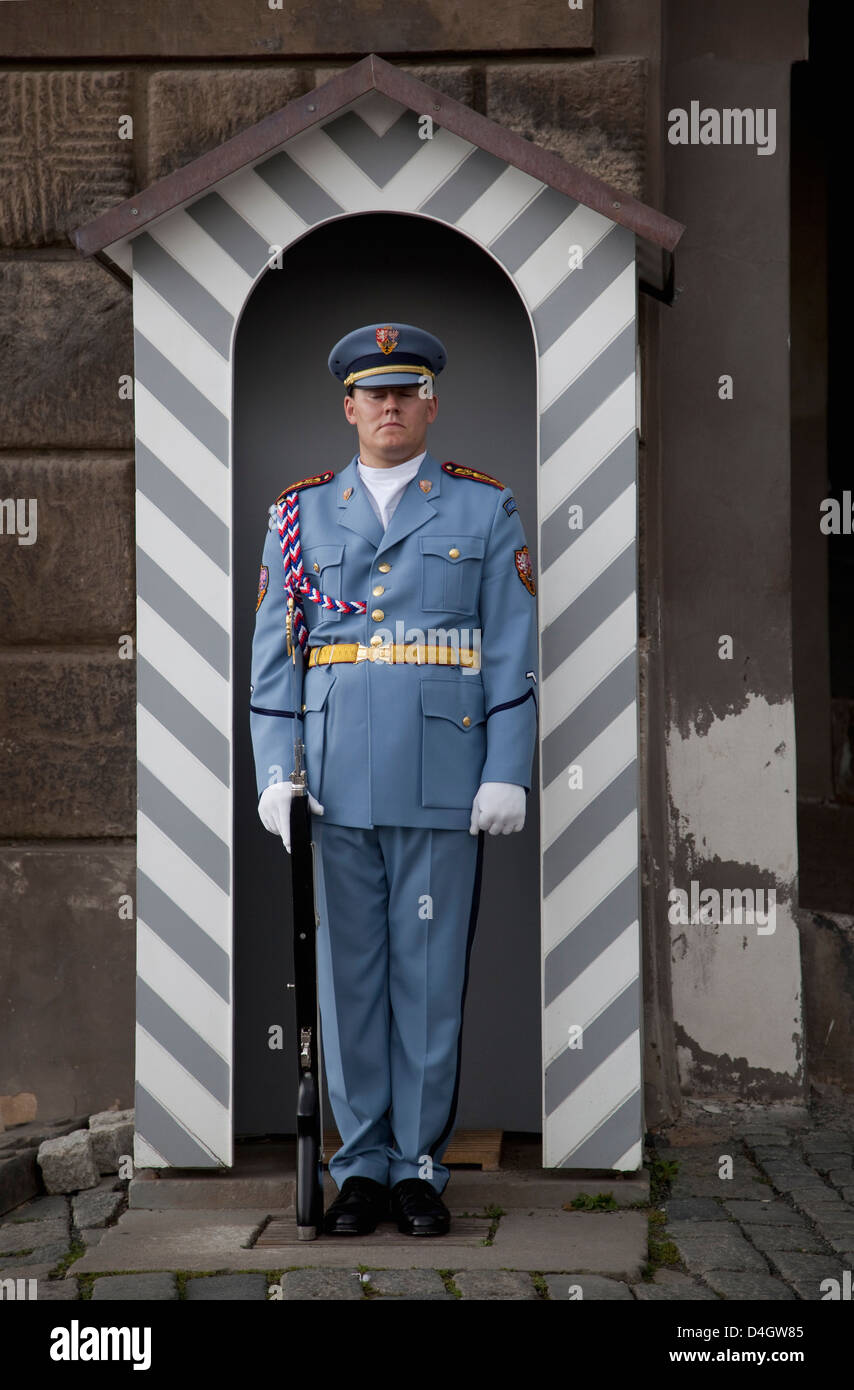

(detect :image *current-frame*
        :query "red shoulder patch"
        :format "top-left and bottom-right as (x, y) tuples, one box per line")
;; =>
(442, 461), (504, 491)
(277, 470), (335, 503)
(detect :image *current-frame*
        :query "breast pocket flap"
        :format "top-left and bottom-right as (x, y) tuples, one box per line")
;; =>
(304, 544), (345, 576)
(419, 535), (485, 563)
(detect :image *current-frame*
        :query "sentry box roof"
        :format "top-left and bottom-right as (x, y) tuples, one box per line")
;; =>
(74, 53), (684, 280)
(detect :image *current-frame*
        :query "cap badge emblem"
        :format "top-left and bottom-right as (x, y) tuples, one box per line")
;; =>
(376, 325), (399, 355)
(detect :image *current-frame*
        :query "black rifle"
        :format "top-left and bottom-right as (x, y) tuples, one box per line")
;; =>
(286, 599), (324, 1240)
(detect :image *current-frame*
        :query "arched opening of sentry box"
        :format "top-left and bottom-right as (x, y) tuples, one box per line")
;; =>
(232, 210), (542, 1167)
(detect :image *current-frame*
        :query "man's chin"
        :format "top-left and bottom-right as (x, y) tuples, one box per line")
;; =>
(373, 437), (414, 459)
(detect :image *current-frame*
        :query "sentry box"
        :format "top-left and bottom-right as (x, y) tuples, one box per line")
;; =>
(73, 54), (684, 1175)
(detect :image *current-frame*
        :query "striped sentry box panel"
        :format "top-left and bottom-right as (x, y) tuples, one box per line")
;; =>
(106, 87), (642, 1171)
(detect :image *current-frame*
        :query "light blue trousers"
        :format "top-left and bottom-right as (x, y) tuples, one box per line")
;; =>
(311, 821), (484, 1194)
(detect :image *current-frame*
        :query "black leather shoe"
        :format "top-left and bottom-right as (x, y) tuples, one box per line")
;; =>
(389, 1178), (451, 1235)
(322, 1176), (389, 1235)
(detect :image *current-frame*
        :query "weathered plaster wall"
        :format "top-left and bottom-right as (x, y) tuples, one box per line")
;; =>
(660, 0), (810, 1097)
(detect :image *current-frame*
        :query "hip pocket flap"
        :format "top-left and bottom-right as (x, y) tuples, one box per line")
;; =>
(303, 670), (337, 712)
(420, 680), (485, 730)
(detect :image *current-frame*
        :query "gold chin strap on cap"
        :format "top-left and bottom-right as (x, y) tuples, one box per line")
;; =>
(343, 364), (435, 388)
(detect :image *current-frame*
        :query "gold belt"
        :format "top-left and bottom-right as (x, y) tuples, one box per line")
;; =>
(308, 643), (479, 668)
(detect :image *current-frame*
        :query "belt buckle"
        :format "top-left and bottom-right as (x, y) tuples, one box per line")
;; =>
(355, 642), (392, 663)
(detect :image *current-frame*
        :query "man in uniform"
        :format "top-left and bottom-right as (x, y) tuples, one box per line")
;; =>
(249, 322), (538, 1236)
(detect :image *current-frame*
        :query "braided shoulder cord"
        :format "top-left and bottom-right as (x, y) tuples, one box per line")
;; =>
(276, 492), (368, 652)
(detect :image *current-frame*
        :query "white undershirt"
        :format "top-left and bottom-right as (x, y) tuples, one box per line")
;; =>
(357, 451), (426, 531)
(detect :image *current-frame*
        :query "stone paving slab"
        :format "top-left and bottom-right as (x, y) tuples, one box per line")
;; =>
(803, 1212), (854, 1238)
(453, 1270), (539, 1300)
(70, 1205), (648, 1275)
(0, 1260), (59, 1283)
(668, 1176), (773, 1200)
(0, 1270), (79, 1301)
(801, 1131), (852, 1152)
(274, 1269), (364, 1300)
(0, 1217), (68, 1253)
(741, 1223), (826, 1254)
(544, 1273), (633, 1300)
(2, 1195), (69, 1222)
(791, 1197), (849, 1222)
(30, 1277), (80, 1301)
(665, 1144), (744, 1166)
(91, 1273), (179, 1300)
(765, 1178), (838, 1198)
(663, 1220), (769, 1274)
(361, 1269), (454, 1300)
(763, 1251), (848, 1300)
(185, 1273), (269, 1300)
(663, 1198), (727, 1221)
(633, 1282), (719, 1301)
(806, 1154), (853, 1172)
(0, 1264), (76, 1301)
(750, 1146), (810, 1162)
(258, 1216), (488, 1248)
(129, 1168), (649, 1211)
(703, 1271), (797, 1299)
(73, 1209), (275, 1273)
(821, 1231), (854, 1255)
(721, 1200), (806, 1226)
(130, 1177), (297, 1211)
(491, 1211), (647, 1276)
(72, 1189), (124, 1228)
(0, 1240), (68, 1270)
(740, 1133), (797, 1148)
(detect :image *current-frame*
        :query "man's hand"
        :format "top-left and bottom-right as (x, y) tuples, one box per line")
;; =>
(258, 781), (324, 853)
(469, 782), (526, 836)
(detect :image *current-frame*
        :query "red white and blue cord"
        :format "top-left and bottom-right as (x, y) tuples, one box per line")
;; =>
(276, 493), (367, 653)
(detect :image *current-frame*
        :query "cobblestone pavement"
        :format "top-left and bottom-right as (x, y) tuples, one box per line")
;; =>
(2, 1093), (852, 1301)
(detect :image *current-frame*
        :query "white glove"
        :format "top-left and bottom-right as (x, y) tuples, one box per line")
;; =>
(258, 781), (324, 854)
(469, 782), (527, 836)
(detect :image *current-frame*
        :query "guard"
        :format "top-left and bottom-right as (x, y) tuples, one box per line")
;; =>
(249, 321), (538, 1235)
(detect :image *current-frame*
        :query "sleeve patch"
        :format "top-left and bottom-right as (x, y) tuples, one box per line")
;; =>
(256, 564), (269, 611)
(442, 461), (504, 490)
(503, 495), (518, 516)
(515, 545), (536, 596)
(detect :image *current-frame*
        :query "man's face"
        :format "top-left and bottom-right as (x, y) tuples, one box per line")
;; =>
(343, 384), (439, 463)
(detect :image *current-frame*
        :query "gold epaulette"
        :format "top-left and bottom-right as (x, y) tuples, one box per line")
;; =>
(441, 461), (505, 490)
(276, 470), (335, 503)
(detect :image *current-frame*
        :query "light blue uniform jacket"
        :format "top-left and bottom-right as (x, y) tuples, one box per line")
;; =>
(249, 449), (538, 830)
